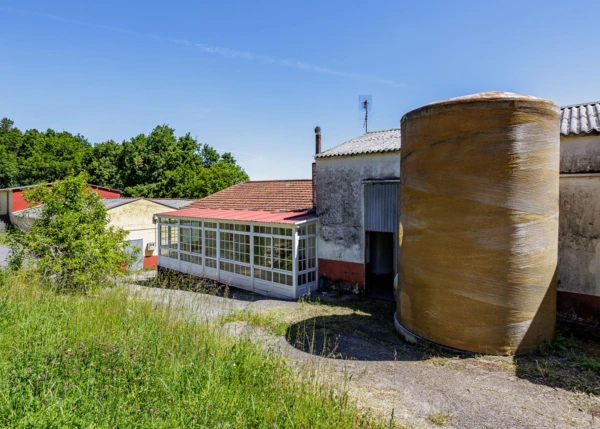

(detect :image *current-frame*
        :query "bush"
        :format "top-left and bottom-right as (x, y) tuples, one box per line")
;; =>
(9, 173), (133, 293)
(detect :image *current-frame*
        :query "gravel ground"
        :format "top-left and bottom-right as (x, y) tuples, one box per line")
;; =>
(128, 283), (600, 429)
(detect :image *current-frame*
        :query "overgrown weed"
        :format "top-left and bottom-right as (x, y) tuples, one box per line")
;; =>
(0, 268), (396, 428)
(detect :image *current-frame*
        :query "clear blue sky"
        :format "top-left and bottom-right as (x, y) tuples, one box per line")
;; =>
(1, 1), (598, 180)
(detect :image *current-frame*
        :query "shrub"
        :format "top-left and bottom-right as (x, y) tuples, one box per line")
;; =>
(9, 173), (133, 293)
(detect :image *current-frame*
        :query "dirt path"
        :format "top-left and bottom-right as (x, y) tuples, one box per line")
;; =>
(128, 283), (600, 428)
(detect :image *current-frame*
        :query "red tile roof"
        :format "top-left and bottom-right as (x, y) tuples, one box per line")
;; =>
(185, 180), (314, 212)
(157, 208), (317, 224)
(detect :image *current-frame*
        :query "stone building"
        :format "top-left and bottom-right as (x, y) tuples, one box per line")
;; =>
(557, 101), (600, 322)
(314, 129), (400, 299)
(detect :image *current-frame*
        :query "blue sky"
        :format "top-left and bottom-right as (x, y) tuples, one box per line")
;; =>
(1, 1), (598, 180)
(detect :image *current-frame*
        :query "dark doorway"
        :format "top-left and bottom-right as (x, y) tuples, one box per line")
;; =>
(366, 231), (394, 300)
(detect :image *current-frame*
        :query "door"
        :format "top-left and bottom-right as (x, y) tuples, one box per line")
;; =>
(126, 239), (144, 271)
(363, 182), (399, 300)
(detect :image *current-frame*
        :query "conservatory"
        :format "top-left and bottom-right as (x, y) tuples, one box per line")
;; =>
(156, 208), (318, 299)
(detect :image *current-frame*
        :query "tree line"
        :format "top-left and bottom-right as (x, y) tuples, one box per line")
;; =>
(0, 117), (249, 198)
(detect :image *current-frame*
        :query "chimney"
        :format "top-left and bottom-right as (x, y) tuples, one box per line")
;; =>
(313, 126), (321, 209)
(315, 126), (321, 155)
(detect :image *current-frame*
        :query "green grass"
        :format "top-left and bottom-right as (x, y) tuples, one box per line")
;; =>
(515, 329), (600, 395)
(0, 270), (398, 428)
(219, 311), (292, 337)
(428, 409), (452, 426)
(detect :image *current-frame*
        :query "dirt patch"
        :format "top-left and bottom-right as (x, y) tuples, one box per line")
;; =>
(130, 283), (600, 428)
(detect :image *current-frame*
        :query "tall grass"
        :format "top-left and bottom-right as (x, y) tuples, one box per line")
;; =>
(0, 270), (393, 428)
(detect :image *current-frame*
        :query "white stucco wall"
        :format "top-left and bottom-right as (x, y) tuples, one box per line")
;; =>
(108, 199), (165, 257)
(558, 133), (600, 298)
(315, 152), (400, 264)
(558, 174), (600, 297)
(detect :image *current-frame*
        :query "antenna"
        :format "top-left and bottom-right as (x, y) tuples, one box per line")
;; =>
(359, 95), (372, 133)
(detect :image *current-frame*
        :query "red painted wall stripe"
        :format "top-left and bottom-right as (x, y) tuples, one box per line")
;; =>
(318, 258), (365, 289)
(557, 290), (600, 323)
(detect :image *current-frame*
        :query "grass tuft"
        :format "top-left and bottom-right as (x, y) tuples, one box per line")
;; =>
(0, 269), (396, 428)
(428, 409), (452, 426)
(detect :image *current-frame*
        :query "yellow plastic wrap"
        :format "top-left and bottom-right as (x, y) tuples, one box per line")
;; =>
(397, 92), (560, 355)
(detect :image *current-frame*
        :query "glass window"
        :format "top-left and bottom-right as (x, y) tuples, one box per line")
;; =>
(221, 232), (250, 263)
(254, 236), (272, 268)
(254, 268), (272, 282)
(273, 238), (293, 272)
(235, 264), (251, 276)
(180, 227), (191, 252)
(205, 258), (217, 269)
(298, 239), (307, 272)
(191, 229), (202, 254)
(220, 261), (234, 273)
(220, 231), (234, 260)
(160, 248), (177, 259)
(234, 234), (250, 263)
(298, 271), (316, 286)
(308, 223), (316, 235)
(273, 272), (292, 286)
(308, 237), (316, 269)
(191, 220), (202, 227)
(180, 253), (201, 265)
(219, 223), (234, 231)
(254, 226), (272, 235)
(160, 224), (178, 249)
(205, 230), (217, 258)
(273, 227), (292, 237)
(181, 220), (191, 226)
(204, 222), (217, 229)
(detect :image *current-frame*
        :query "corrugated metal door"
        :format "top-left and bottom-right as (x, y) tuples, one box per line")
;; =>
(126, 239), (144, 271)
(364, 182), (399, 233)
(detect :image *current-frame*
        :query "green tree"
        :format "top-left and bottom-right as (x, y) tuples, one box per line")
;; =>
(17, 129), (91, 185)
(85, 140), (124, 190)
(0, 118), (21, 188)
(10, 173), (133, 293)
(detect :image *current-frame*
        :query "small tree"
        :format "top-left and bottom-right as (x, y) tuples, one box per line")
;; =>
(10, 173), (133, 293)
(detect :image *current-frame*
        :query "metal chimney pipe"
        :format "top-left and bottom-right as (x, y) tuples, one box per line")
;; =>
(314, 126), (321, 155)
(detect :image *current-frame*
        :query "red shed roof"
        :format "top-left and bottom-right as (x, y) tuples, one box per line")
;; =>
(157, 208), (317, 225)
(185, 180), (313, 212)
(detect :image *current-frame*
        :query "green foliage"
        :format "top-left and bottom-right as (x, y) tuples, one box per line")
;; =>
(0, 118), (249, 198)
(0, 273), (395, 428)
(9, 174), (132, 293)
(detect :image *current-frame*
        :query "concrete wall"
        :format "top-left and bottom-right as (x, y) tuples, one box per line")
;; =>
(561, 135), (600, 173)
(315, 152), (400, 289)
(107, 199), (164, 269)
(558, 133), (600, 322)
(0, 191), (9, 215)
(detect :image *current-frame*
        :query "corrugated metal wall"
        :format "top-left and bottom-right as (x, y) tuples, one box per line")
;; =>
(363, 182), (399, 232)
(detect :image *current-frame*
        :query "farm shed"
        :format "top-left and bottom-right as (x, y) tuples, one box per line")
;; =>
(11, 196), (193, 270)
(0, 183), (120, 231)
(557, 102), (600, 322)
(314, 129), (400, 299)
(156, 181), (318, 299)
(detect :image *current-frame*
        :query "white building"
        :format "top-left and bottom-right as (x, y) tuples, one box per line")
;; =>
(156, 181), (318, 299)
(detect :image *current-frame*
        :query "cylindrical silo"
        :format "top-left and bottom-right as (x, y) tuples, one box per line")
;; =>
(396, 91), (560, 355)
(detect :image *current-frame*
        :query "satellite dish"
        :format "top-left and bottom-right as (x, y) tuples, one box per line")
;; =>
(359, 95), (372, 132)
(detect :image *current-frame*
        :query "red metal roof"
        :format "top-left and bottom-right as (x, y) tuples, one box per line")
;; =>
(184, 180), (313, 212)
(157, 208), (317, 224)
